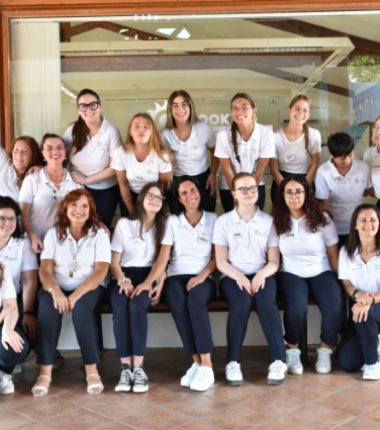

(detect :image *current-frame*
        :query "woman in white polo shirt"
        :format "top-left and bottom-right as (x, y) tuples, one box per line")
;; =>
(215, 93), (276, 212)
(315, 132), (373, 247)
(161, 90), (218, 212)
(269, 95), (321, 202)
(63, 88), (123, 228)
(213, 172), (287, 386)
(364, 116), (380, 208)
(132, 176), (217, 392)
(112, 113), (173, 216)
(32, 189), (110, 397)
(108, 182), (166, 394)
(0, 264), (29, 395)
(19, 134), (83, 253)
(0, 136), (42, 201)
(272, 174), (344, 375)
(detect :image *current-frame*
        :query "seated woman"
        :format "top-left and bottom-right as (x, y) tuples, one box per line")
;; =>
(337, 203), (380, 379)
(133, 176), (217, 392)
(108, 182), (166, 393)
(32, 189), (110, 397)
(0, 264), (29, 395)
(272, 174), (344, 375)
(213, 172), (287, 386)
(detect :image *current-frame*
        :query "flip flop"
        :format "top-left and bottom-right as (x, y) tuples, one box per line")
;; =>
(86, 373), (104, 395)
(31, 375), (51, 398)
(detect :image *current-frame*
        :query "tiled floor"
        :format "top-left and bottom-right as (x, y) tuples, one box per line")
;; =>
(3, 345), (380, 430)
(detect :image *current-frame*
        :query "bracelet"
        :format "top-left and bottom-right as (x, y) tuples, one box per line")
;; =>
(23, 311), (35, 316)
(118, 277), (132, 286)
(210, 172), (216, 176)
(79, 285), (88, 294)
(123, 196), (132, 202)
(48, 286), (59, 294)
(352, 289), (359, 301)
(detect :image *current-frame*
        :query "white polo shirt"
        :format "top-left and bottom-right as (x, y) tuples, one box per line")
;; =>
(0, 265), (16, 309)
(273, 127), (321, 173)
(63, 118), (122, 190)
(161, 122), (215, 177)
(364, 146), (380, 199)
(162, 211), (217, 277)
(277, 214), (338, 278)
(0, 237), (38, 294)
(41, 227), (111, 291)
(19, 169), (83, 240)
(111, 218), (156, 268)
(215, 123), (276, 189)
(339, 247), (380, 294)
(0, 147), (19, 201)
(315, 158), (372, 235)
(111, 148), (172, 193)
(213, 208), (277, 275)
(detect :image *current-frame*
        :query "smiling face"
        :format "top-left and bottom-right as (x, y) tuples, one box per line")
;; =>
(372, 118), (380, 149)
(67, 195), (90, 227)
(231, 176), (258, 206)
(12, 139), (33, 174)
(356, 208), (380, 240)
(130, 116), (152, 146)
(0, 208), (17, 240)
(177, 180), (201, 211)
(170, 95), (191, 126)
(283, 180), (306, 212)
(288, 99), (311, 126)
(41, 137), (66, 167)
(76, 93), (102, 124)
(231, 97), (256, 127)
(143, 186), (164, 214)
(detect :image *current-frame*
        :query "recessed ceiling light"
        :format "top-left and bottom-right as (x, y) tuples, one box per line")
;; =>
(156, 28), (176, 36)
(177, 28), (191, 39)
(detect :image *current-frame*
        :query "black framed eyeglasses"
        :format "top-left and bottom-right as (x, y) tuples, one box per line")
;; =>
(77, 102), (100, 112)
(234, 185), (258, 194)
(284, 190), (305, 198)
(145, 192), (166, 202)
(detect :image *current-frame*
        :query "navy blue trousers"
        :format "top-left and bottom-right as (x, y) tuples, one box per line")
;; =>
(219, 274), (285, 362)
(161, 274), (216, 356)
(107, 266), (152, 357)
(0, 326), (29, 375)
(86, 183), (122, 229)
(277, 271), (344, 346)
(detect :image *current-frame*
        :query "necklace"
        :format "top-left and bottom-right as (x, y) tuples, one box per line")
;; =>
(44, 167), (67, 187)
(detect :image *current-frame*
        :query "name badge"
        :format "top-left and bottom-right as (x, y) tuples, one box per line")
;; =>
(229, 233), (242, 239)
(55, 191), (66, 200)
(130, 236), (142, 243)
(197, 236), (208, 245)
(351, 263), (362, 270)
(254, 229), (267, 237)
(333, 176), (346, 184)
(69, 269), (82, 278)
(355, 178), (366, 183)
(284, 154), (296, 163)
(374, 264), (380, 270)
(372, 166), (380, 171)
(131, 172), (142, 180)
(282, 234), (294, 240)
(3, 254), (18, 261)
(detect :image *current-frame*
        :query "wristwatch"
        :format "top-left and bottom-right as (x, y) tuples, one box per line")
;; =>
(48, 286), (58, 294)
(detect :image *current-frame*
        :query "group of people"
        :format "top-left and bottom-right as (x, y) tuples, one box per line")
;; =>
(1, 87), (380, 398)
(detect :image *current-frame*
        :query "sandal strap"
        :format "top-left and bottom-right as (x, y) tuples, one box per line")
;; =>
(36, 374), (51, 383)
(86, 373), (101, 381)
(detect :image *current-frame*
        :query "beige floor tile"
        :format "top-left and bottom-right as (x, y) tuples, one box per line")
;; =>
(271, 378), (336, 402)
(254, 420), (309, 429)
(86, 395), (155, 419)
(336, 417), (380, 429)
(175, 422), (222, 430)
(0, 410), (36, 430)
(88, 423), (130, 430)
(11, 397), (79, 421)
(362, 405), (380, 423)
(40, 408), (112, 430)
(202, 384), (265, 405)
(164, 394), (228, 418)
(120, 407), (191, 429)
(315, 390), (380, 416)
(137, 384), (188, 405)
(203, 405), (271, 429)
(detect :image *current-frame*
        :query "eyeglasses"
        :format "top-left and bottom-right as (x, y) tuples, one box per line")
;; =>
(77, 102), (100, 112)
(284, 190), (305, 198)
(0, 215), (17, 223)
(234, 185), (258, 194)
(145, 192), (165, 202)
(170, 102), (190, 110)
(232, 105), (252, 112)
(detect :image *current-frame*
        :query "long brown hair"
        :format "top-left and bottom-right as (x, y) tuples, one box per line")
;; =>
(129, 182), (167, 260)
(230, 93), (256, 165)
(54, 189), (103, 243)
(9, 136), (43, 187)
(71, 89), (101, 154)
(0, 263), (3, 291)
(288, 95), (312, 154)
(165, 90), (199, 129)
(124, 113), (174, 167)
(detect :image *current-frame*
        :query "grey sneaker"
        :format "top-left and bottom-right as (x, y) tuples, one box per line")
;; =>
(0, 371), (14, 395)
(132, 365), (149, 393)
(315, 347), (332, 374)
(286, 348), (303, 375)
(115, 364), (133, 392)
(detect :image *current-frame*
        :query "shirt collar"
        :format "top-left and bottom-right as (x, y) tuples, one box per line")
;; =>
(328, 158), (357, 176)
(231, 207), (262, 224)
(179, 212), (205, 228)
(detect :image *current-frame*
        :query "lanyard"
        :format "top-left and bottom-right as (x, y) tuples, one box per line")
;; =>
(69, 236), (87, 267)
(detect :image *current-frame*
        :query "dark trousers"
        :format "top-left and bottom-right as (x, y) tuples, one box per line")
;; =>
(161, 274), (216, 356)
(337, 303), (380, 370)
(36, 286), (106, 365)
(16, 293), (36, 353)
(86, 183), (122, 229)
(338, 235), (349, 249)
(107, 266), (152, 357)
(0, 326), (29, 375)
(119, 190), (139, 219)
(219, 274), (285, 362)
(219, 184), (266, 213)
(277, 271), (344, 346)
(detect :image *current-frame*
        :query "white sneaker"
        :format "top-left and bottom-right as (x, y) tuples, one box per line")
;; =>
(315, 347), (333, 374)
(363, 362), (380, 380)
(190, 365), (214, 391)
(286, 348), (303, 375)
(0, 371), (14, 395)
(180, 362), (200, 387)
(115, 365), (133, 393)
(12, 364), (22, 374)
(267, 360), (287, 385)
(226, 361), (243, 386)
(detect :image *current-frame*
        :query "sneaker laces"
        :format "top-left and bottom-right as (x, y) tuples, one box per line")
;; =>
(185, 362), (199, 377)
(287, 349), (301, 367)
(195, 366), (209, 382)
(226, 362), (240, 378)
(268, 360), (285, 377)
(119, 368), (132, 384)
(317, 348), (332, 366)
(133, 367), (147, 385)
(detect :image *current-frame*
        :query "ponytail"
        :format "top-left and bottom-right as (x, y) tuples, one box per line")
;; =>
(303, 123), (309, 154)
(231, 121), (241, 165)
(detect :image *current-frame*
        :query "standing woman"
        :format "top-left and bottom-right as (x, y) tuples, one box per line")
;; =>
(32, 189), (110, 397)
(272, 175), (344, 375)
(111, 113), (173, 216)
(0, 136), (42, 201)
(337, 204), (380, 379)
(63, 88), (123, 228)
(213, 172), (287, 386)
(0, 264), (29, 395)
(133, 176), (217, 392)
(315, 132), (373, 247)
(108, 182), (166, 393)
(215, 93), (276, 212)
(161, 90), (218, 212)
(364, 116), (380, 208)
(269, 95), (321, 202)
(19, 134), (83, 253)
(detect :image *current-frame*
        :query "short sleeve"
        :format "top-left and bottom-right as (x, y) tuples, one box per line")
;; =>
(20, 239), (38, 272)
(161, 216), (175, 246)
(314, 166), (330, 200)
(94, 229), (111, 263)
(214, 129), (232, 159)
(19, 175), (35, 204)
(158, 153), (173, 173)
(108, 125), (123, 157)
(205, 124), (216, 149)
(267, 224), (279, 247)
(322, 215), (339, 247)
(259, 128), (276, 159)
(111, 147), (127, 171)
(309, 128), (322, 154)
(0, 146), (8, 165)
(363, 148), (371, 164)
(212, 216), (228, 246)
(111, 219), (125, 253)
(40, 229), (57, 260)
(1, 266), (16, 300)
(365, 162), (373, 189)
(338, 247), (351, 281)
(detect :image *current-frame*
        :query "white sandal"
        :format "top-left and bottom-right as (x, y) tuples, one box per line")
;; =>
(31, 375), (51, 398)
(86, 373), (104, 395)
